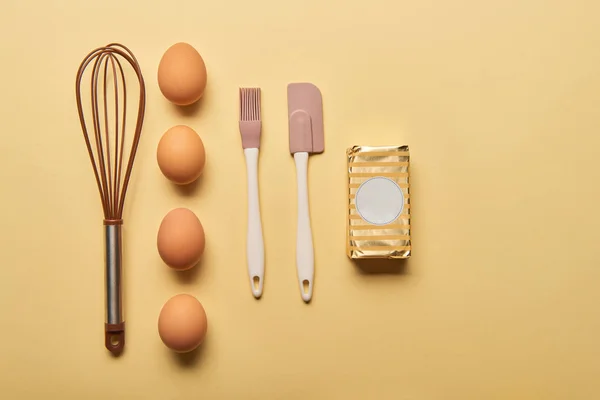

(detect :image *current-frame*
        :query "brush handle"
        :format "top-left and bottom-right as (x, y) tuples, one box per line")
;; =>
(244, 148), (265, 298)
(104, 224), (124, 355)
(294, 152), (314, 302)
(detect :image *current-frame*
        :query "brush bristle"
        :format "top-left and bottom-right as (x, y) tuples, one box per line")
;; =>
(239, 88), (261, 121)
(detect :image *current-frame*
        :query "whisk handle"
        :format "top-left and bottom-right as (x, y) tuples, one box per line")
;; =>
(104, 223), (124, 355)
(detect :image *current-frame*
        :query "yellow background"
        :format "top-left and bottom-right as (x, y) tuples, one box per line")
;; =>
(2, 0), (600, 398)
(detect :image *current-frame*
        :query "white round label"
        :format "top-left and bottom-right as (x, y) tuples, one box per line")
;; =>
(355, 177), (404, 225)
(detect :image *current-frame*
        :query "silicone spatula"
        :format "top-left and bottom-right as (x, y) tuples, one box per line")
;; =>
(287, 83), (324, 302)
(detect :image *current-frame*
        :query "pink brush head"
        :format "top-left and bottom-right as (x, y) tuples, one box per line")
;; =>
(239, 87), (262, 149)
(287, 83), (324, 154)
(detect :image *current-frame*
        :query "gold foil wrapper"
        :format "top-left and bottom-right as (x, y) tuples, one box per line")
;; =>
(347, 145), (411, 259)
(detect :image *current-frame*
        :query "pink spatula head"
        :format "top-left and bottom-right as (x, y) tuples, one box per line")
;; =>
(288, 83), (324, 154)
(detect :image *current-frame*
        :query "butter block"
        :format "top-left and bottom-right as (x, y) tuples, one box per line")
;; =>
(346, 145), (411, 259)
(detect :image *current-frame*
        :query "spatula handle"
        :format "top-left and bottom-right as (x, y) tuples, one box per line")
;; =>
(294, 152), (314, 302)
(244, 148), (264, 298)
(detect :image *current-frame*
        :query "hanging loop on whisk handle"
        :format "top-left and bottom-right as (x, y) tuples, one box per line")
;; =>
(104, 221), (124, 355)
(105, 322), (125, 355)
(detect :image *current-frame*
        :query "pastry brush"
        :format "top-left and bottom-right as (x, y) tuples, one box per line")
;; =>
(239, 88), (265, 298)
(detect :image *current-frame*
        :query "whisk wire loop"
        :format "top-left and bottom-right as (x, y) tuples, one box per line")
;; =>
(75, 43), (145, 222)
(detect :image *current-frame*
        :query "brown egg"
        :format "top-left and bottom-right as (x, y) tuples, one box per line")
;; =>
(157, 208), (205, 270)
(158, 294), (208, 353)
(157, 42), (207, 106)
(157, 125), (205, 185)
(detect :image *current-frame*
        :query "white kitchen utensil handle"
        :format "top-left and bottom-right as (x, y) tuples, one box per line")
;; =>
(244, 148), (264, 298)
(294, 152), (314, 302)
